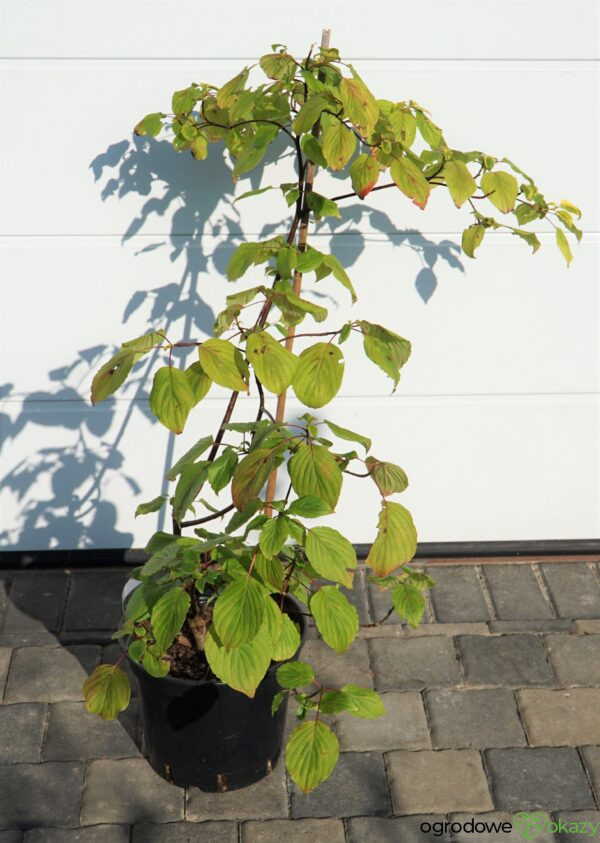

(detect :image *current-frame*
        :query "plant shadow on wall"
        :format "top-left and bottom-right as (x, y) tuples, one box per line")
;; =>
(0, 130), (462, 552)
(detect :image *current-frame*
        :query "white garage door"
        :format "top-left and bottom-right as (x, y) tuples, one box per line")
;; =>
(0, 0), (598, 550)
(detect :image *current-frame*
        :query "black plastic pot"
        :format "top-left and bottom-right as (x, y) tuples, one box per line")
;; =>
(124, 595), (306, 792)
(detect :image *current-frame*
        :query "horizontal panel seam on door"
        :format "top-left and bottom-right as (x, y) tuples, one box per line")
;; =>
(2, 232), (599, 240)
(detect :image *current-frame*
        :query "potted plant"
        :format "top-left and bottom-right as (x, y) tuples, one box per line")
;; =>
(82, 33), (581, 794)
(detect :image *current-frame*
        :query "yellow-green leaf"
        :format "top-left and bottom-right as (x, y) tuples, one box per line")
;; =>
(322, 122), (356, 171)
(205, 623), (271, 698)
(366, 501), (418, 576)
(198, 339), (248, 392)
(390, 156), (430, 209)
(213, 576), (267, 650)
(339, 76), (379, 135)
(90, 350), (135, 405)
(149, 366), (196, 434)
(277, 660), (314, 688)
(135, 495), (167, 518)
(305, 527), (357, 587)
(461, 224), (485, 258)
(271, 613), (302, 661)
(555, 228), (573, 267)
(310, 586), (359, 653)
(324, 420), (371, 452)
(292, 343), (344, 409)
(134, 112), (164, 138)
(365, 457), (409, 496)
(443, 160), (476, 208)
(320, 254), (357, 303)
(259, 516), (289, 558)
(337, 685), (385, 718)
(292, 94), (329, 134)
(260, 53), (297, 81)
(185, 361), (212, 405)
(150, 587), (191, 651)
(288, 443), (343, 511)
(359, 322), (411, 388)
(83, 664), (131, 720)
(392, 581), (426, 628)
(349, 153), (379, 199)
(285, 720), (339, 793)
(232, 448), (281, 510)
(481, 171), (519, 213)
(247, 331), (298, 395)
(559, 199), (582, 219)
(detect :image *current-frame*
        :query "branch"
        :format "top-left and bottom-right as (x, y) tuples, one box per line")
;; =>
(180, 503), (235, 529)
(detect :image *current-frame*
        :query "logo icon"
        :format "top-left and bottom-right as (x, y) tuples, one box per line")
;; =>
(513, 813), (548, 841)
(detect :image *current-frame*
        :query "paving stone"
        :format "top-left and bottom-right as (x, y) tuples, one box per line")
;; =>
(0, 648), (11, 699)
(0, 581), (7, 629)
(485, 748), (594, 811)
(518, 689), (600, 746)
(342, 568), (370, 625)
(426, 689), (526, 749)
(0, 761), (85, 827)
(346, 815), (445, 843)
(298, 639), (373, 688)
(2, 573), (69, 634)
(335, 691), (430, 751)
(368, 579), (402, 625)
(241, 819), (346, 842)
(0, 631), (60, 647)
(457, 634), (554, 687)
(186, 758), (287, 821)
(24, 827), (130, 842)
(386, 749), (493, 814)
(541, 564), (600, 619)
(573, 620), (600, 634)
(545, 634), (600, 686)
(429, 566), (491, 623)
(553, 812), (600, 843)
(81, 757), (184, 824)
(370, 636), (462, 691)
(133, 822), (238, 842)
(64, 572), (126, 631)
(0, 833), (22, 843)
(42, 701), (139, 761)
(451, 812), (557, 842)
(0, 703), (47, 762)
(291, 751), (390, 818)
(483, 564), (553, 620)
(581, 747), (600, 803)
(489, 620), (572, 633)
(405, 622), (490, 637)
(4, 645), (100, 703)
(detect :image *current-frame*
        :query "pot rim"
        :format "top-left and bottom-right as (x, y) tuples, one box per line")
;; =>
(119, 591), (307, 689)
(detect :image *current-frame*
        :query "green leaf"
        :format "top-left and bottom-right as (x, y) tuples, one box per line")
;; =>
(149, 366), (196, 434)
(461, 224), (485, 258)
(277, 660), (315, 689)
(185, 361), (212, 405)
(135, 495), (167, 518)
(310, 586), (359, 653)
(272, 689), (286, 715)
(213, 576), (267, 649)
(233, 186), (275, 204)
(233, 126), (278, 180)
(305, 192), (341, 221)
(305, 527), (357, 587)
(320, 254), (357, 302)
(339, 74), (379, 135)
(443, 160), (476, 208)
(555, 209), (583, 242)
(207, 447), (238, 493)
(359, 322), (411, 388)
(198, 339), (248, 392)
(247, 331), (298, 394)
(150, 587), (191, 651)
(83, 664), (131, 720)
(322, 121), (356, 171)
(205, 623), (272, 697)
(139, 540), (181, 578)
(271, 613), (302, 661)
(166, 435), (213, 482)
(270, 289), (328, 325)
(90, 350), (135, 405)
(288, 443), (343, 511)
(392, 581), (426, 628)
(365, 457), (409, 496)
(172, 87), (199, 114)
(227, 242), (263, 281)
(390, 156), (430, 209)
(324, 420), (371, 452)
(190, 134), (208, 160)
(142, 650), (170, 678)
(124, 580), (165, 622)
(254, 552), (285, 592)
(337, 685), (385, 719)
(259, 516), (289, 558)
(349, 154), (379, 199)
(134, 112), (164, 138)
(366, 501), (418, 576)
(292, 343), (344, 408)
(559, 199), (582, 219)
(511, 228), (541, 254)
(514, 203), (539, 226)
(285, 720), (339, 793)
(416, 110), (444, 147)
(260, 52), (297, 81)
(389, 108), (417, 146)
(292, 94), (329, 134)
(481, 171), (519, 213)
(286, 496), (332, 518)
(172, 462), (209, 523)
(276, 246), (298, 280)
(300, 135), (327, 168)
(555, 227), (573, 266)
(232, 448), (281, 510)
(216, 68), (249, 109)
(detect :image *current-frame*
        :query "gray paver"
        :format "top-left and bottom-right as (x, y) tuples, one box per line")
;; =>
(580, 746), (600, 803)
(291, 751), (390, 818)
(0, 648), (11, 699)
(426, 688), (526, 748)
(545, 634), (600, 686)
(553, 813), (600, 842)
(0, 581), (7, 629)
(335, 691), (430, 751)
(541, 564), (600, 619)
(367, 579), (402, 625)
(133, 822), (238, 842)
(81, 757), (184, 825)
(483, 564), (553, 620)
(346, 815), (446, 843)
(457, 634), (554, 687)
(451, 812), (557, 842)
(2, 573), (68, 634)
(370, 636), (462, 691)
(186, 758), (287, 821)
(64, 572), (126, 631)
(429, 566), (491, 622)
(0, 762), (85, 828)
(42, 701), (139, 761)
(485, 748), (595, 811)
(386, 749), (493, 814)
(24, 827), (130, 842)
(0, 703), (47, 762)
(4, 646), (100, 702)
(518, 689), (600, 746)
(342, 568), (370, 624)
(241, 819), (346, 842)
(489, 620), (572, 633)
(298, 639), (373, 688)
(573, 620), (600, 634)
(0, 833), (22, 843)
